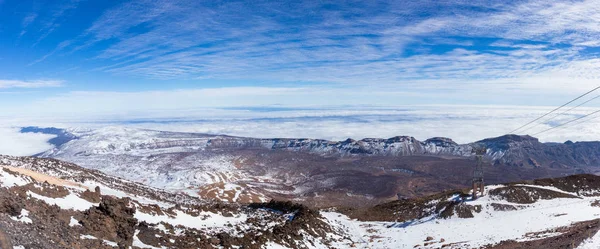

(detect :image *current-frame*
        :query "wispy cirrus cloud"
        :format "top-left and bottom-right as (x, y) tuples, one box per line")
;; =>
(28, 40), (73, 66)
(18, 12), (38, 38)
(15, 0), (597, 109)
(0, 79), (64, 89)
(29, 0), (596, 89)
(29, 0), (81, 47)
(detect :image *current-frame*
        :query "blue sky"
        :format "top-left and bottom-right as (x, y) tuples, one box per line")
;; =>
(2, 0), (600, 155)
(1, 0), (600, 132)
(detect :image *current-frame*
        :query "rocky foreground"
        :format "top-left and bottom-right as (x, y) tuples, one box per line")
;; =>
(3, 155), (600, 248)
(0, 155), (346, 248)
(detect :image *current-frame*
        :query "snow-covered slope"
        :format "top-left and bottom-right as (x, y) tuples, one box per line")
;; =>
(36, 127), (600, 168)
(324, 175), (600, 248)
(0, 155), (352, 248)
(36, 127), (478, 204)
(3, 155), (600, 248)
(37, 127), (262, 200)
(30, 127), (600, 207)
(0, 155), (203, 206)
(39, 127), (475, 157)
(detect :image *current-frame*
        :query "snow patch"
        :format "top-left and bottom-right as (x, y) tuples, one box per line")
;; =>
(264, 242), (292, 249)
(28, 191), (96, 211)
(80, 234), (98, 240)
(69, 216), (80, 227)
(0, 167), (30, 187)
(578, 230), (600, 249)
(11, 209), (32, 224)
(134, 210), (247, 230)
(322, 193), (600, 248)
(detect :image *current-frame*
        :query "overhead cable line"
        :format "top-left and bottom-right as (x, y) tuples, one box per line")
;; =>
(533, 109), (600, 136)
(567, 110), (600, 129)
(565, 112), (600, 130)
(519, 94), (600, 134)
(508, 85), (600, 134)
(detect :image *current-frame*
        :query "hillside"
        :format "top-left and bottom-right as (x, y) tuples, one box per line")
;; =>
(2, 155), (600, 248)
(25, 127), (600, 207)
(328, 174), (600, 248)
(28, 127), (600, 167)
(0, 155), (350, 248)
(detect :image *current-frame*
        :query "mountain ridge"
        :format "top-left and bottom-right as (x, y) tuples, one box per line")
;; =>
(24, 126), (600, 167)
(20, 126), (600, 207)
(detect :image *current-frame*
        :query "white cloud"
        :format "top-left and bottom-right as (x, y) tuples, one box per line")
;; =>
(14, 87), (310, 116)
(18, 12), (38, 38)
(1, 80), (597, 123)
(21, 13), (38, 27)
(31, 0), (81, 47)
(30, 0), (597, 85)
(3, 103), (600, 145)
(105, 105), (600, 144)
(0, 79), (63, 89)
(0, 127), (55, 156)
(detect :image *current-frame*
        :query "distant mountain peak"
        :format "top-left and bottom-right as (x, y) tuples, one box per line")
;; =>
(477, 134), (540, 144)
(424, 137), (458, 147)
(384, 135), (417, 143)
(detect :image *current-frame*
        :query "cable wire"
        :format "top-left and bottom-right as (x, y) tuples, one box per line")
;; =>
(519, 94), (600, 134)
(508, 86), (600, 134)
(533, 109), (600, 136)
(565, 112), (600, 130)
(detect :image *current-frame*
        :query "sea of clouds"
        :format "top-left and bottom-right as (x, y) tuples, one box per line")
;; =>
(2, 104), (599, 157)
(0, 127), (55, 156)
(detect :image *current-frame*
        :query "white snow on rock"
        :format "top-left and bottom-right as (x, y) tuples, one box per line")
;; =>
(103, 240), (118, 247)
(513, 184), (579, 196)
(80, 234), (98, 240)
(263, 242), (291, 249)
(80, 180), (173, 208)
(80, 234), (119, 247)
(28, 191), (96, 211)
(578, 230), (600, 249)
(134, 209), (247, 230)
(11, 209), (32, 224)
(69, 216), (80, 227)
(322, 186), (600, 248)
(41, 128), (242, 196)
(0, 167), (30, 187)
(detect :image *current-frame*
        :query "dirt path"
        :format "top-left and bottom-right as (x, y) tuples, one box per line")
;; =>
(1, 165), (88, 189)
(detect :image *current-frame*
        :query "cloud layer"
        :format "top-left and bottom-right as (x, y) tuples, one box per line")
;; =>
(0, 127), (55, 156)
(120, 106), (600, 144)
(4, 104), (600, 146)
(26, 0), (598, 93)
(5, 0), (600, 109)
(0, 79), (63, 89)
